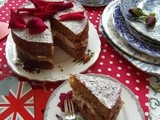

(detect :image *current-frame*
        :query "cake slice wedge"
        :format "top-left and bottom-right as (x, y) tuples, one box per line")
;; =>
(69, 74), (123, 120)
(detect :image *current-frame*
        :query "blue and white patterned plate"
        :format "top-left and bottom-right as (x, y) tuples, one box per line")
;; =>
(100, 0), (160, 75)
(120, 0), (160, 43)
(112, 5), (160, 58)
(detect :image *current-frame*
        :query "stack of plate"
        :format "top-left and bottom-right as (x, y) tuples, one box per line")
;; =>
(99, 0), (160, 75)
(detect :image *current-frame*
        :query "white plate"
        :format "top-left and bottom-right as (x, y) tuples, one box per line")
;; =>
(44, 73), (145, 120)
(5, 22), (101, 82)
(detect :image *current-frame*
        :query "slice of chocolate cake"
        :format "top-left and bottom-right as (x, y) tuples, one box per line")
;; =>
(69, 74), (123, 120)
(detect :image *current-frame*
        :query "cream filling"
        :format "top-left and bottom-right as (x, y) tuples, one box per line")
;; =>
(73, 94), (95, 114)
(17, 46), (54, 63)
(53, 30), (88, 49)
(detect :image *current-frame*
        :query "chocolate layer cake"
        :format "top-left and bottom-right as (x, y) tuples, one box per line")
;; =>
(69, 74), (123, 120)
(10, 0), (89, 69)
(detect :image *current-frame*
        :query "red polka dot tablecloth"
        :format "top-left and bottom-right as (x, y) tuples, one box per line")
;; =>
(1, 0), (160, 120)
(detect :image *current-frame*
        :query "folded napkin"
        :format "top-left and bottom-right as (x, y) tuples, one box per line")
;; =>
(0, 22), (10, 40)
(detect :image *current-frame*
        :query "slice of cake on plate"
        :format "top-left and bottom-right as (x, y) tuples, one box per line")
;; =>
(69, 74), (123, 120)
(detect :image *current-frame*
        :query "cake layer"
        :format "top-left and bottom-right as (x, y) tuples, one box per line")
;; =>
(12, 31), (54, 57)
(17, 48), (54, 69)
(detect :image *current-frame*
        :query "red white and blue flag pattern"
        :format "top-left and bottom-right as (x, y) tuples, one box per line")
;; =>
(0, 81), (34, 120)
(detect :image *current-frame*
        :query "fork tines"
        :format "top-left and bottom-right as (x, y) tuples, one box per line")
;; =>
(64, 99), (76, 120)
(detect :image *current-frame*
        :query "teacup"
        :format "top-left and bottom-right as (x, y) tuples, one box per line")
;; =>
(85, 0), (101, 4)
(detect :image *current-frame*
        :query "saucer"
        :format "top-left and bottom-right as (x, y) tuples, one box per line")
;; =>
(76, 0), (111, 7)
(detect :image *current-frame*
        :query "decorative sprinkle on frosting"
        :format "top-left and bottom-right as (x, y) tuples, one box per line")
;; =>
(74, 74), (121, 109)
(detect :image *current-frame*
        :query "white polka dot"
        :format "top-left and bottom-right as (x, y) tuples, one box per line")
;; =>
(3, 64), (7, 67)
(145, 112), (149, 116)
(2, 17), (5, 20)
(136, 79), (140, 83)
(146, 78), (150, 81)
(135, 87), (139, 91)
(103, 49), (107, 52)
(9, 4), (12, 6)
(6, 14), (9, 16)
(0, 59), (2, 62)
(6, 7), (9, 9)
(135, 95), (139, 99)
(111, 55), (114, 58)
(89, 16), (92, 19)
(108, 68), (112, 71)
(145, 94), (149, 97)
(119, 60), (123, 63)
(90, 13), (94, 15)
(98, 14), (101, 16)
(0, 48), (2, 51)
(145, 102), (149, 106)
(0, 71), (2, 74)
(118, 67), (122, 70)
(87, 70), (91, 73)
(101, 55), (105, 59)
(109, 61), (113, 64)
(12, 7), (16, 9)
(98, 69), (102, 72)
(116, 74), (121, 77)
(125, 80), (130, 84)
(16, 3), (19, 6)
(12, 1), (15, 3)
(99, 62), (103, 65)
(95, 20), (98, 23)
(2, 11), (5, 13)
(126, 73), (131, 76)
(145, 86), (149, 89)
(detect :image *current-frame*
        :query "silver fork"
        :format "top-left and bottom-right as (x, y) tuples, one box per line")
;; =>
(64, 99), (76, 120)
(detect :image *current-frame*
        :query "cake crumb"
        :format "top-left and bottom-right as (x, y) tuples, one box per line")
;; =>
(58, 65), (63, 72)
(73, 49), (94, 64)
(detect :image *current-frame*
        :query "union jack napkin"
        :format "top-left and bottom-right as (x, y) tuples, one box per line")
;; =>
(0, 77), (35, 120)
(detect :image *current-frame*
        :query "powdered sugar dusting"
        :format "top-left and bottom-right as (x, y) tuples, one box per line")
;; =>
(12, 3), (53, 43)
(75, 74), (121, 109)
(12, 20), (53, 43)
(54, 1), (88, 35)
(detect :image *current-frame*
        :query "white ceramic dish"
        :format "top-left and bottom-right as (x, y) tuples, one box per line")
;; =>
(100, 0), (160, 75)
(44, 73), (145, 120)
(5, 22), (101, 82)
